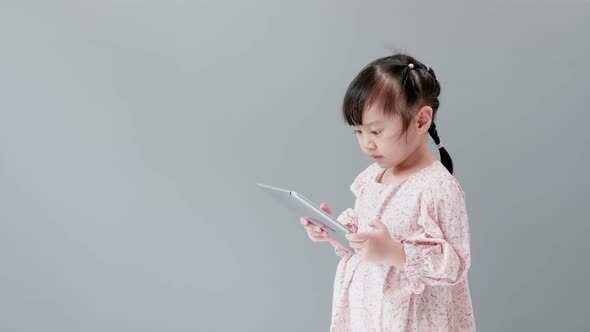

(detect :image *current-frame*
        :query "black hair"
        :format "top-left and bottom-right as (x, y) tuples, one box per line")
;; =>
(342, 53), (454, 174)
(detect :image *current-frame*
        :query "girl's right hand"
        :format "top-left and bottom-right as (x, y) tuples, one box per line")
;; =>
(300, 217), (330, 242)
(299, 203), (357, 243)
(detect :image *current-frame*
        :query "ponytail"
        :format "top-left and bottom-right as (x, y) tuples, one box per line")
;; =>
(428, 122), (453, 174)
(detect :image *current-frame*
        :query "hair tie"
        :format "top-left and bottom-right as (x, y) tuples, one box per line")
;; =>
(425, 65), (430, 71)
(437, 143), (444, 149)
(408, 63), (414, 69)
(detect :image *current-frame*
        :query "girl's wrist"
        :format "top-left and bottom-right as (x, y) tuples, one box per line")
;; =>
(384, 239), (406, 269)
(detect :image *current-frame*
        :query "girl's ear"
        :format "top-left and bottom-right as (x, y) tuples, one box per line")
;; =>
(416, 106), (433, 133)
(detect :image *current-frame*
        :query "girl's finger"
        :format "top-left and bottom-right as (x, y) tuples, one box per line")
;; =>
(307, 232), (323, 238)
(311, 234), (328, 241)
(307, 225), (322, 233)
(346, 223), (358, 233)
(320, 203), (332, 216)
(349, 241), (365, 249)
(307, 229), (327, 236)
(304, 225), (323, 234)
(302, 222), (321, 232)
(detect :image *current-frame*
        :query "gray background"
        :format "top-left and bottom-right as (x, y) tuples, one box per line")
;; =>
(1, 1), (589, 331)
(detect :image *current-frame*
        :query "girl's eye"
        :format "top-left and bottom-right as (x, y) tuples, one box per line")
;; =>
(353, 130), (362, 135)
(371, 130), (382, 135)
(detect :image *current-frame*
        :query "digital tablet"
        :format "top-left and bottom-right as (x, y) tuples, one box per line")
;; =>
(256, 183), (352, 249)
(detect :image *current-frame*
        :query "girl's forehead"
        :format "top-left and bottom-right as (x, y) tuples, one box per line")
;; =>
(361, 106), (399, 126)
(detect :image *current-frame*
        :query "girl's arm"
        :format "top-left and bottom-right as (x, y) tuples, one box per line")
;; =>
(395, 182), (471, 294)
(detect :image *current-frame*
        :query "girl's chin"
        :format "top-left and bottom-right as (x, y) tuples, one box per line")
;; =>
(373, 158), (389, 166)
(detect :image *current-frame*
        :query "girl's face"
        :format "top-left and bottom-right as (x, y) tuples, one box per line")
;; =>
(353, 105), (431, 169)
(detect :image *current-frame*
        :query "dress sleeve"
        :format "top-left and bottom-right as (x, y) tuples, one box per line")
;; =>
(333, 168), (369, 258)
(349, 166), (369, 198)
(333, 208), (357, 258)
(401, 180), (472, 294)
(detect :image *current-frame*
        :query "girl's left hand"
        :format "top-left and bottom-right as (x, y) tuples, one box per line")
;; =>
(345, 219), (396, 262)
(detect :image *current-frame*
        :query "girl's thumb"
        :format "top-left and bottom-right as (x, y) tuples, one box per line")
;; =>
(346, 223), (358, 233)
(320, 202), (332, 215)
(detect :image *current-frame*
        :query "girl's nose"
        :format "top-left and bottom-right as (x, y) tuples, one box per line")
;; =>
(365, 140), (376, 151)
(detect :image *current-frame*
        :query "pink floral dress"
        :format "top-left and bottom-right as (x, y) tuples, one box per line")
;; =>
(331, 160), (476, 331)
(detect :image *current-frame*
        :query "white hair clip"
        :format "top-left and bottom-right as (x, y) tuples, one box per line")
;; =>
(408, 63), (414, 69)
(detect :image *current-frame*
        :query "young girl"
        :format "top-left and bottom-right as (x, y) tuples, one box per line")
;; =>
(300, 53), (475, 331)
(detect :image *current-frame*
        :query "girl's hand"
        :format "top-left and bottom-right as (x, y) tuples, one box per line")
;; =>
(345, 219), (396, 262)
(299, 202), (334, 242)
(300, 216), (330, 242)
(300, 203), (357, 247)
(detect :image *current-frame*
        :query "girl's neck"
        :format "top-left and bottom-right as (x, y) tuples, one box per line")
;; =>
(390, 141), (436, 178)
